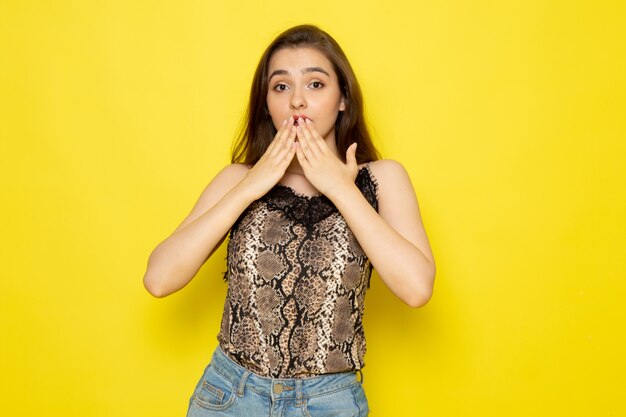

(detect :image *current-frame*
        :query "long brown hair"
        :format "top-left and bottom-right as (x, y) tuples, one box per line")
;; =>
(231, 24), (381, 165)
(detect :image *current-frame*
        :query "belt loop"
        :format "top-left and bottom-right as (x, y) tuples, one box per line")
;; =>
(237, 370), (250, 397)
(295, 379), (303, 407)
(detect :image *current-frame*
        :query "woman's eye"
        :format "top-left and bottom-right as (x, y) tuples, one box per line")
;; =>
(272, 82), (323, 91)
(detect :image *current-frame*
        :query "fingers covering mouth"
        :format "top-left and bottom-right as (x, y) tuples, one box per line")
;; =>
(293, 116), (310, 126)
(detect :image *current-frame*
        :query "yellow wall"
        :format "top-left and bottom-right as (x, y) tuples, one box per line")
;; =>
(1, 1), (624, 416)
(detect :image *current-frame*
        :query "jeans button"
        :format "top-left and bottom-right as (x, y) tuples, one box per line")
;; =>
(273, 383), (283, 394)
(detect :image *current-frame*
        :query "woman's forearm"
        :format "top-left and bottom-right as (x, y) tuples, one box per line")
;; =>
(143, 182), (256, 298)
(329, 184), (435, 308)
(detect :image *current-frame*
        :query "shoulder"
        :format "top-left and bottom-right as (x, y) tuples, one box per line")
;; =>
(365, 159), (412, 192)
(366, 158), (408, 175)
(364, 159), (417, 209)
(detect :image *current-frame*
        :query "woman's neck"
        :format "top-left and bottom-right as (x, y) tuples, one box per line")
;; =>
(285, 159), (305, 176)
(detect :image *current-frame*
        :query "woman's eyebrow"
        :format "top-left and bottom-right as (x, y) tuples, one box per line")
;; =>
(268, 67), (330, 82)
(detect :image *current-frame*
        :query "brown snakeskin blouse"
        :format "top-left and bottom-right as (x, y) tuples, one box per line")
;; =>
(217, 163), (379, 378)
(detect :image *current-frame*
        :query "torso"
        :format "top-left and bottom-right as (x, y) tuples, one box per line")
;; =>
(217, 163), (380, 378)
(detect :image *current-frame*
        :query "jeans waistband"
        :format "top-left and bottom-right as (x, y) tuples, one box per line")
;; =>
(210, 346), (362, 402)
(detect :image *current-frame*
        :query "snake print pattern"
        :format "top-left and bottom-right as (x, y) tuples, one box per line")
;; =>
(217, 163), (379, 378)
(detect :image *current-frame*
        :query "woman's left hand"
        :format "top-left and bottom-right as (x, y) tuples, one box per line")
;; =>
(294, 118), (358, 199)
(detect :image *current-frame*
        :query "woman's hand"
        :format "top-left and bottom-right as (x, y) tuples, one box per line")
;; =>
(294, 118), (358, 199)
(239, 117), (297, 200)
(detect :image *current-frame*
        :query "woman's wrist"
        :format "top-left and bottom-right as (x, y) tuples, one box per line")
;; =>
(325, 180), (360, 205)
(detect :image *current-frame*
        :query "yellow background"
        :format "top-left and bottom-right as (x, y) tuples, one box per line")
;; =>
(1, 1), (625, 416)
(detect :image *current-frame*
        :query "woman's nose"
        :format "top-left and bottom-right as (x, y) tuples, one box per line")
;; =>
(289, 87), (306, 109)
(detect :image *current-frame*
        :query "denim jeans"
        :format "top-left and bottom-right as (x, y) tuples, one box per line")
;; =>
(186, 346), (369, 416)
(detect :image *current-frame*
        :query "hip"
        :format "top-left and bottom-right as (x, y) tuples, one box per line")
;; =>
(186, 345), (369, 417)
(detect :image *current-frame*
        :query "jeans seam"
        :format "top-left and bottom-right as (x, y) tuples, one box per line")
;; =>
(349, 384), (362, 416)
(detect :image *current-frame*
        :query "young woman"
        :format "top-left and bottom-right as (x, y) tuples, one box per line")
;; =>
(144, 24), (435, 417)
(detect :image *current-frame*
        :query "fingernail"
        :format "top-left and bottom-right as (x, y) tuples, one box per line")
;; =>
(306, 118), (311, 124)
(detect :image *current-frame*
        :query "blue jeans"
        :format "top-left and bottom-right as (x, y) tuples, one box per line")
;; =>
(186, 346), (369, 416)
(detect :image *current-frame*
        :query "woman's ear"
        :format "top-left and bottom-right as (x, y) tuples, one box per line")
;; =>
(339, 96), (346, 111)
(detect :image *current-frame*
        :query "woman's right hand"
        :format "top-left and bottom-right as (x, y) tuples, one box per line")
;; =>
(239, 117), (297, 200)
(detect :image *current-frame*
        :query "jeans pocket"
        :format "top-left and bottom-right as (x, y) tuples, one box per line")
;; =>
(191, 364), (237, 411)
(303, 385), (363, 417)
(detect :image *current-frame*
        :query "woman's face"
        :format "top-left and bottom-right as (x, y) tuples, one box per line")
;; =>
(266, 47), (345, 143)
